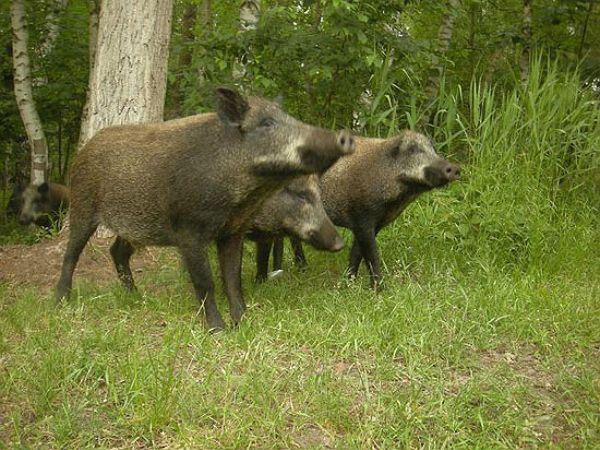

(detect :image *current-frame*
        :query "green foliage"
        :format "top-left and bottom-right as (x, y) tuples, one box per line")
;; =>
(374, 56), (600, 275)
(0, 0), (90, 185)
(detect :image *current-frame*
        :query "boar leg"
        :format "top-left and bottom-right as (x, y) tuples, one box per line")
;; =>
(353, 226), (382, 290)
(255, 240), (272, 284)
(217, 234), (247, 325)
(347, 239), (363, 278)
(56, 216), (98, 300)
(177, 235), (225, 331)
(290, 237), (308, 269)
(272, 238), (284, 271)
(110, 236), (137, 291)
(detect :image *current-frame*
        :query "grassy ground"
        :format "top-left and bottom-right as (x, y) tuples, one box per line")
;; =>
(1, 60), (599, 448)
(1, 224), (598, 449)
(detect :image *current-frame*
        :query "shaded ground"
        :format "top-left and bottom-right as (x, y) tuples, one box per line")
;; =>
(0, 236), (174, 293)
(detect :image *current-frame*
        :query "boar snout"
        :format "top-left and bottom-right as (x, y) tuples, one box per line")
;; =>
(424, 160), (461, 187)
(307, 222), (345, 252)
(444, 162), (461, 181)
(337, 129), (355, 156)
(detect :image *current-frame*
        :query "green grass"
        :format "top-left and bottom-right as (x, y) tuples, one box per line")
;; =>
(0, 242), (598, 449)
(1, 57), (599, 448)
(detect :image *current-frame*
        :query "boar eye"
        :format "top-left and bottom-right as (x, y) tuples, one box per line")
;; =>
(259, 117), (276, 128)
(408, 144), (421, 155)
(390, 147), (400, 158)
(296, 192), (310, 203)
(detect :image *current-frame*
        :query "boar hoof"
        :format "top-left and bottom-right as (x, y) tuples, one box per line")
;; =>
(207, 318), (226, 333)
(55, 285), (70, 302)
(371, 278), (385, 292)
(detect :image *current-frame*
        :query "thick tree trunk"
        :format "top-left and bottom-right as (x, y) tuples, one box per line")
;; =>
(424, 0), (460, 108)
(79, 0), (174, 147)
(519, 0), (532, 85)
(76, 0), (100, 151)
(72, 0), (173, 238)
(11, 0), (49, 185)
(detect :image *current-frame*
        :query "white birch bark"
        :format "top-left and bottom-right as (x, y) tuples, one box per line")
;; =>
(234, 0), (260, 80)
(11, 0), (49, 185)
(424, 0), (460, 106)
(79, 0), (174, 147)
(240, 0), (260, 31)
(38, 0), (70, 60)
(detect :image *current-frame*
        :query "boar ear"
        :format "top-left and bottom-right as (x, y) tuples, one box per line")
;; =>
(37, 182), (49, 195)
(215, 87), (250, 128)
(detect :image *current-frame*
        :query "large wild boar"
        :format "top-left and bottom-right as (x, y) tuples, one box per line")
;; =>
(56, 87), (354, 330)
(288, 131), (460, 289)
(18, 182), (70, 228)
(247, 174), (343, 283)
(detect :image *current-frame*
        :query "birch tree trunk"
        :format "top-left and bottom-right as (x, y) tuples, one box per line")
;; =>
(38, 0), (69, 60)
(78, 0), (174, 147)
(240, 0), (260, 31)
(519, 0), (532, 85)
(424, 0), (460, 112)
(11, 0), (49, 185)
(234, 0), (260, 81)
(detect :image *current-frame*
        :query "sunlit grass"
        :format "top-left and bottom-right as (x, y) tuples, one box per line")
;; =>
(1, 57), (599, 448)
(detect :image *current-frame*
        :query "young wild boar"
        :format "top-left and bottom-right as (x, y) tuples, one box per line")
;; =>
(18, 182), (70, 228)
(289, 131), (460, 289)
(246, 174), (343, 283)
(56, 87), (354, 330)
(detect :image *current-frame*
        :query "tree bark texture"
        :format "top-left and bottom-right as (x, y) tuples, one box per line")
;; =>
(76, 0), (100, 151)
(520, 0), (532, 85)
(11, 0), (49, 185)
(424, 0), (460, 106)
(240, 0), (260, 31)
(79, 0), (174, 147)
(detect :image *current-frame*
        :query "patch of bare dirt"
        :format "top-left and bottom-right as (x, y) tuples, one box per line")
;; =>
(0, 235), (174, 294)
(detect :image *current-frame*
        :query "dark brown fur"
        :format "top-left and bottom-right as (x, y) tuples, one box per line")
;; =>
(246, 174), (343, 283)
(19, 182), (70, 228)
(288, 130), (460, 289)
(56, 88), (354, 330)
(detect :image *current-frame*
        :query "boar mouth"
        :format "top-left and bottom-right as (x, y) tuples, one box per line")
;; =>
(396, 175), (434, 192)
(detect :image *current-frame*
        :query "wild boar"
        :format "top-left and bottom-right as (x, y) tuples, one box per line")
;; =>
(18, 182), (70, 228)
(56, 87), (354, 330)
(246, 174), (343, 283)
(288, 131), (460, 289)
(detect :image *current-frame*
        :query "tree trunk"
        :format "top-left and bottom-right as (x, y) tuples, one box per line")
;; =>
(11, 0), (49, 185)
(240, 0), (260, 31)
(424, 0), (460, 109)
(201, 0), (211, 31)
(179, 2), (197, 68)
(234, 0), (260, 81)
(79, 0), (174, 147)
(577, 1), (594, 61)
(519, 0), (532, 85)
(38, 0), (70, 60)
(76, 0), (100, 151)
(72, 0), (173, 238)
